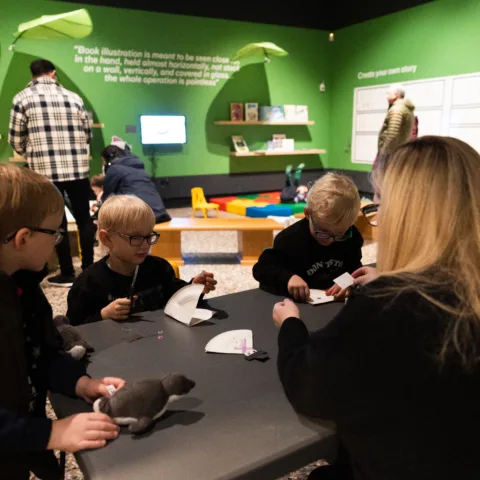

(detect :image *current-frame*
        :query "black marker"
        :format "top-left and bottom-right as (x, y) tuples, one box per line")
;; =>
(128, 265), (139, 300)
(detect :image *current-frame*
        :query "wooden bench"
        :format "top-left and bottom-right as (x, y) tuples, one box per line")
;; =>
(294, 201), (378, 241)
(152, 218), (283, 266)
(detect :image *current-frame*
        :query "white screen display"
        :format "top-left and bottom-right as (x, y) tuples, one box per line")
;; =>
(140, 115), (186, 145)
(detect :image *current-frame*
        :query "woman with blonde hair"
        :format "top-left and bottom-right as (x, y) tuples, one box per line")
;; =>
(273, 136), (480, 480)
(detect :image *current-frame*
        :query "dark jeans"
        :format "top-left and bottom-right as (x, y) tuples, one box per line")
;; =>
(54, 178), (96, 276)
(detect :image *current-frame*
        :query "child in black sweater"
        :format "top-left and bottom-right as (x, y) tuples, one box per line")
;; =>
(67, 195), (217, 325)
(253, 172), (363, 302)
(0, 165), (124, 479)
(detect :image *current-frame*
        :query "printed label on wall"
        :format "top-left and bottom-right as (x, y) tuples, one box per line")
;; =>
(73, 45), (241, 87)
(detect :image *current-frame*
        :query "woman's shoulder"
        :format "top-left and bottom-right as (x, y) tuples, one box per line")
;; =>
(344, 275), (453, 327)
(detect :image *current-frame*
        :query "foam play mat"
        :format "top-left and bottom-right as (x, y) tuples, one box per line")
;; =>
(209, 192), (306, 218)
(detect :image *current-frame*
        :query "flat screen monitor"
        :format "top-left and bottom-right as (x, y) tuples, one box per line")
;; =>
(140, 115), (186, 145)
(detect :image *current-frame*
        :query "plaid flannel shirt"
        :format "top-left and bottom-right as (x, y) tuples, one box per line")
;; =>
(9, 77), (92, 182)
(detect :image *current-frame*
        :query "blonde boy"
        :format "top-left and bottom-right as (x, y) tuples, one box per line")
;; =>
(67, 195), (216, 325)
(253, 173), (363, 302)
(0, 165), (124, 479)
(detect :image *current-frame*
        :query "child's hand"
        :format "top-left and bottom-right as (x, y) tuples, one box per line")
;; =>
(47, 412), (119, 453)
(352, 266), (378, 286)
(193, 271), (217, 294)
(273, 298), (301, 328)
(75, 376), (127, 404)
(287, 275), (310, 302)
(326, 284), (350, 301)
(101, 298), (132, 321)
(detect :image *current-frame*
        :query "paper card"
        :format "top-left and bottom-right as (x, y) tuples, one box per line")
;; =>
(333, 272), (355, 289)
(308, 289), (335, 305)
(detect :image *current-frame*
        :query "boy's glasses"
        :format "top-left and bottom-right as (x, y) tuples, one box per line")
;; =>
(112, 231), (160, 246)
(361, 203), (379, 227)
(310, 217), (353, 242)
(3, 227), (65, 245)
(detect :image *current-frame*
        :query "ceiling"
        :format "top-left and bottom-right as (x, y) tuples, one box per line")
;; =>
(61, 0), (434, 30)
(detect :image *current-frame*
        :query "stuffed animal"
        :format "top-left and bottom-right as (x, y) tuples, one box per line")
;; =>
(53, 315), (94, 360)
(93, 373), (196, 434)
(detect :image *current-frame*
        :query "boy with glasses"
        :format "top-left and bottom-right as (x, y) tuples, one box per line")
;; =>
(253, 173), (363, 302)
(67, 195), (217, 325)
(0, 165), (124, 479)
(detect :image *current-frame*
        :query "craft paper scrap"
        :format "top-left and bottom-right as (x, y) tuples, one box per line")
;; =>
(333, 272), (355, 289)
(308, 289), (335, 305)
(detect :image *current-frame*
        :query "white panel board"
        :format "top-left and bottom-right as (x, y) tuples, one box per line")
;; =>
(449, 127), (480, 152)
(356, 87), (389, 111)
(452, 76), (480, 106)
(416, 110), (443, 136)
(355, 113), (385, 132)
(406, 80), (445, 108)
(353, 134), (378, 163)
(450, 107), (480, 125)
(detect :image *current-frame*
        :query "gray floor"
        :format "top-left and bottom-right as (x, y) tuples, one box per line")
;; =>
(41, 207), (377, 480)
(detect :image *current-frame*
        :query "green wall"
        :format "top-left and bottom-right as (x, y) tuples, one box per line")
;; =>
(329, 0), (480, 171)
(0, 0), (331, 177)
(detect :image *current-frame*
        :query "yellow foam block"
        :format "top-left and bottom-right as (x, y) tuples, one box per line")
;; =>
(226, 200), (268, 216)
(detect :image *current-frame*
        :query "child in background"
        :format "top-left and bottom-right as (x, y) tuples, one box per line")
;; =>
(67, 195), (217, 325)
(280, 163), (309, 204)
(0, 165), (124, 479)
(253, 173), (363, 302)
(90, 174), (104, 218)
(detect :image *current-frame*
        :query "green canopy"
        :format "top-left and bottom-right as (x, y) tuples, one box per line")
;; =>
(10, 9), (92, 50)
(232, 42), (289, 62)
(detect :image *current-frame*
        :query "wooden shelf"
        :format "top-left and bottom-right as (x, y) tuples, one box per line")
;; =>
(90, 123), (104, 128)
(215, 120), (314, 126)
(230, 149), (326, 157)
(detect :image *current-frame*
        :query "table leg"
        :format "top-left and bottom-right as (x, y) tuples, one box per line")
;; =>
(150, 231), (184, 265)
(238, 230), (273, 266)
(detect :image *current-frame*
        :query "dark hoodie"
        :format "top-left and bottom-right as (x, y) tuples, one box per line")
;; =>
(0, 268), (87, 479)
(103, 154), (171, 223)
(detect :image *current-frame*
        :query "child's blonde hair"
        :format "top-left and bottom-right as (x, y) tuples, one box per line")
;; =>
(98, 195), (155, 236)
(0, 164), (64, 241)
(307, 173), (360, 228)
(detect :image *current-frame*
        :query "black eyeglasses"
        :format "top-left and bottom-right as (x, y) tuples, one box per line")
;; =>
(112, 231), (160, 246)
(361, 203), (379, 227)
(3, 227), (65, 245)
(310, 217), (353, 242)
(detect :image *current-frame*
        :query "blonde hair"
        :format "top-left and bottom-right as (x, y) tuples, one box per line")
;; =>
(376, 136), (480, 368)
(98, 195), (155, 235)
(0, 164), (64, 241)
(307, 172), (360, 228)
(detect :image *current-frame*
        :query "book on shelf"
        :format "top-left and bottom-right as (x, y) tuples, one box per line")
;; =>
(283, 105), (296, 121)
(230, 103), (244, 121)
(272, 133), (286, 149)
(232, 135), (249, 152)
(259, 106), (285, 121)
(295, 105), (309, 121)
(245, 103), (258, 121)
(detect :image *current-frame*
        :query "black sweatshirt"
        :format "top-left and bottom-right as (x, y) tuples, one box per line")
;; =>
(0, 269), (87, 479)
(67, 255), (188, 326)
(278, 277), (480, 480)
(253, 218), (363, 294)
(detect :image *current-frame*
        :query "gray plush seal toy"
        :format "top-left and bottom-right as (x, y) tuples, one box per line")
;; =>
(53, 315), (94, 360)
(93, 373), (196, 434)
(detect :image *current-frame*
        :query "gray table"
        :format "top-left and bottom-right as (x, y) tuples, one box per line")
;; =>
(51, 289), (342, 480)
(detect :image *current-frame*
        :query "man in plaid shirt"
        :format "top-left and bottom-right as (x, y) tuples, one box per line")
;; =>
(9, 59), (96, 286)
